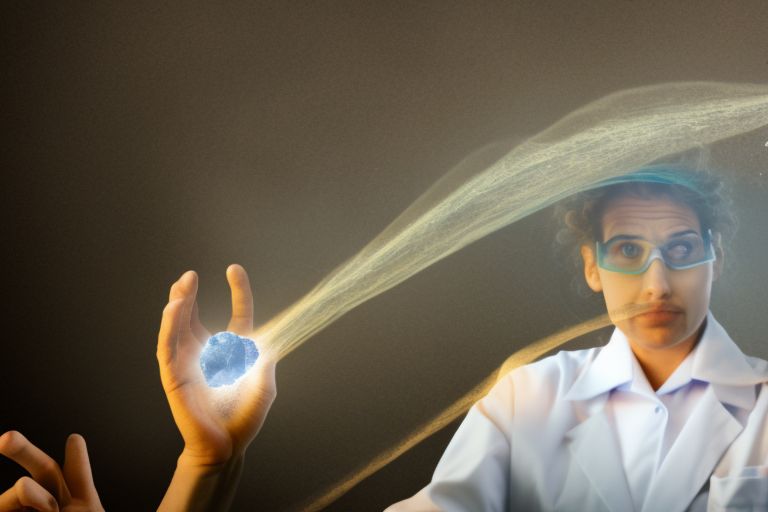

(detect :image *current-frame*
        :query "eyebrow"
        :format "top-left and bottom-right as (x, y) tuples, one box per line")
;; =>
(602, 229), (700, 244)
(668, 229), (699, 238)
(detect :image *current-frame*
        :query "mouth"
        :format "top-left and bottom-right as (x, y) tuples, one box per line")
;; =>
(610, 303), (683, 322)
(635, 304), (683, 324)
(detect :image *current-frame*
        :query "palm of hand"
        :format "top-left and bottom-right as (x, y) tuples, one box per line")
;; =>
(158, 265), (277, 468)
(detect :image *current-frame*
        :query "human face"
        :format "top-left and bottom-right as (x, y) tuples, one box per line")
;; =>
(580, 194), (722, 352)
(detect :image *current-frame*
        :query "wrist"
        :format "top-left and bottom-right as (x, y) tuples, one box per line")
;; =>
(176, 448), (244, 474)
(160, 451), (245, 512)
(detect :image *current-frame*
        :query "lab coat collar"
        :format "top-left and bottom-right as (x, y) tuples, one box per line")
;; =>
(563, 327), (634, 402)
(563, 311), (768, 512)
(564, 311), (768, 407)
(690, 312), (768, 410)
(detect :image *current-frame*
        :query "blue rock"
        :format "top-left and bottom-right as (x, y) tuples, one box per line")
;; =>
(200, 331), (259, 387)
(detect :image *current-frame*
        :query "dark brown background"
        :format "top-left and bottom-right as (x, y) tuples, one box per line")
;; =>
(3, 1), (768, 510)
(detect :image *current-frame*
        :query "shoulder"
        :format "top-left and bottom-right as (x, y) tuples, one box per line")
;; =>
(498, 346), (601, 395)
(481, 345), (603, 420)
(744, 354), (768, 374)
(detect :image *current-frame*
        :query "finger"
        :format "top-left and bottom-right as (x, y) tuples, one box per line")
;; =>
(0, 477), (58, 512)
(0, 432), (69, 505)
(62, 434), (102, 505)
(157, 298), (186, 369)
(168, 270), (198, 303)
(158, 299), (205, 393)
(190, 301), (210, 342)
(158, 271), (199, 365)
(226, 264), (254, 334)
(170, 271), (208, 344)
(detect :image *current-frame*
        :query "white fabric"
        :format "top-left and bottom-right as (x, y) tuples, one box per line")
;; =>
(606, 330), (708, 510)
(386, 312), (768, 512)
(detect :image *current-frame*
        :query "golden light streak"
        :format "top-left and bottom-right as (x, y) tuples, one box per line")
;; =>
(299, 313), (616, 511)
(210, 82), (768, 506)
(248, 82), (768, 364)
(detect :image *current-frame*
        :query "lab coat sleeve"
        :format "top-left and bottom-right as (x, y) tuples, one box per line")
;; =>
(385, 376), (515, 512)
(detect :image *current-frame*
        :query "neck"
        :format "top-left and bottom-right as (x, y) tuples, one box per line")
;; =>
(630, 321), (706, 391)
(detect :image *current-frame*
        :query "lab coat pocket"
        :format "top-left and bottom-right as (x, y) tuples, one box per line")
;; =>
(707, 466), (768, 511)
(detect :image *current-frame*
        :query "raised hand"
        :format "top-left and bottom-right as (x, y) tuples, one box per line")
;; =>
(157, 265), (277, 511)
(0, 431), (103, 512)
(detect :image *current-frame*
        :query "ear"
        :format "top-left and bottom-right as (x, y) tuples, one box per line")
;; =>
(580, 244), (603, 292)
(712, 232), (724, 281)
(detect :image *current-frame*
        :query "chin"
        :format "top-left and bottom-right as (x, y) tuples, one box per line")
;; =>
(643, 328), (705, 350)
(627, 327), (686, 350)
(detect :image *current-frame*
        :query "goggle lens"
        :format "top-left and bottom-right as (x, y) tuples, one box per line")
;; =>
(596, 231), (715, 274)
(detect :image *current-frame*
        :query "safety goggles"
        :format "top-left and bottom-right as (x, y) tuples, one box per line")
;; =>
(596, 230), (715, 275)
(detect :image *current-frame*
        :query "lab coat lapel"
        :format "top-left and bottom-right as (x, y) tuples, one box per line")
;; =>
(641, 386), (744, 512)
(567, 408), (634, 512)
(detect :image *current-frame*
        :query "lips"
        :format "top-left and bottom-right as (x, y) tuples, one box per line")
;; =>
(645, 307), (683, 314)
(610, 303), (685, 322)
(636, 304), (683, 324)
(637, 302), (683, 314)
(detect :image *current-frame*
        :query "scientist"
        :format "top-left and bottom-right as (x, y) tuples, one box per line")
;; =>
(1, 166), (766, 512)
(386, 166), (768, 511)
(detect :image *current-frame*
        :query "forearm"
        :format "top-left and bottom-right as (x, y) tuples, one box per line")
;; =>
(158, 452), (244, 512)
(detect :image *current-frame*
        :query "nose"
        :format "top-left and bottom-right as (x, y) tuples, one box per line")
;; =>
(641, 258), (671, 299)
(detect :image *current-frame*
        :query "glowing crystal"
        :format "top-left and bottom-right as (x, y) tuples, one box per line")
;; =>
(200, 331), (259, 387)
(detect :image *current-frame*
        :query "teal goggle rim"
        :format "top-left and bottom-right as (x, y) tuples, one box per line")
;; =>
(592, 165), (704, 193)
(596, 229), (716, 275)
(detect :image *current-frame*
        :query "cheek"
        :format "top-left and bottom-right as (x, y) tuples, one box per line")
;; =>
(677, 267), (713, 302)
(598, 271), (632, 296)
(597, 273), (638, 315)
(672, 267), (714, 328)
(688, 279), (713, 317)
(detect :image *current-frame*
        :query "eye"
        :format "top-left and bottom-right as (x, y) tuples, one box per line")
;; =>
(666, 240), (694, 260)
(618, 242), (642, 259)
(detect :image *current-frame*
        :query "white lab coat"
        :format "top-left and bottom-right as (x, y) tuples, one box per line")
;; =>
(386, 312), (768, 512)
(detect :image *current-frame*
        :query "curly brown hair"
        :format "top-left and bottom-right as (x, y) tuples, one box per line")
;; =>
(553, 165), (737, 294)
